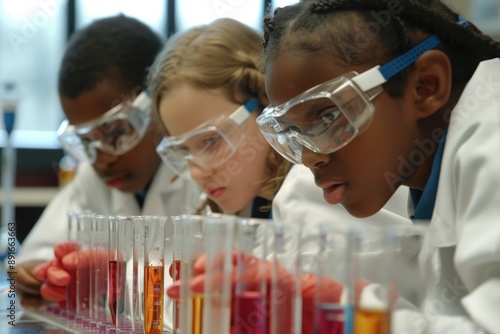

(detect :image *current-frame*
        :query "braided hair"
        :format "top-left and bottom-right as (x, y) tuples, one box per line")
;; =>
(264, 0), (500, 97)
(59, 15), (163, 99)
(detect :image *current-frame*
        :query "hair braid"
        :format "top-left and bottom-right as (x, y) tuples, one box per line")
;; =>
(308, 0), (500, 59)
(264, 0), (500, 96)
(263, 15), (275, 49)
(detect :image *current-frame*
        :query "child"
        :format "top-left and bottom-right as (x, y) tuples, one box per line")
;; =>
(151, 17), (413, 333)
(259, 0), (500, 332)
(15, 15), (200, 308)
(149, 17), (289, 216)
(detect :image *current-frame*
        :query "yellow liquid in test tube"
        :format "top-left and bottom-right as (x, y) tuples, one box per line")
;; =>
(192, 294), (204, 334)
(354, 308), (390, 334)
(144, 265), (164, 334)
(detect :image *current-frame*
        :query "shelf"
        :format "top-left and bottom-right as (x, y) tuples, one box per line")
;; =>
(0, 187), (59, 207)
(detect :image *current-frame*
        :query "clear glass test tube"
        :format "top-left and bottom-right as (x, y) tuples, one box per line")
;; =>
(175, 214), (205, 334)
(233, 217), (272, 334)
(109, 216), (143, 333)
(91, 215), (112, 330)
(141, 216), (168, 334)
(313, 224), (353, 334)
(202, 213), (236, 334)
(132, 215), (146, 332)
(351, 225), (398, 334)
(108, 216), (121, 330)
(269, 222), (302, 334)
(171, 215), (183, 334)
(76, 212), (93, 328)
(66, 211), (79, 319)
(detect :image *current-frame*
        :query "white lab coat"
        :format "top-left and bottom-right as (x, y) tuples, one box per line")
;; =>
(392, 58), (500, 333)
(17, 162), (201, 264)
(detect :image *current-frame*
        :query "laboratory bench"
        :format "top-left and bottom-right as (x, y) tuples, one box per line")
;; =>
(0, 309), (174, 333)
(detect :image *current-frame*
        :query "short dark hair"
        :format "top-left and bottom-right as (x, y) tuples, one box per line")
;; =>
(58, 14), (163, 98)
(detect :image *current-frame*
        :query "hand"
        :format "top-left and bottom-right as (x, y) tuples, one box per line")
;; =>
(35, 241), (110, 309)
(166, 252), (345, 334)
(33, 242), (79, 303)
(13, 260), (46, 308)
(14, 260), (45, 295)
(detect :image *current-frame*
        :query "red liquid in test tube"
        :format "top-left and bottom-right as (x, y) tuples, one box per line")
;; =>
(108, 260), (125, 325)
(66, 268), (77, 312)
(171, 259), (181, 331)
(234, 291), (266, 334)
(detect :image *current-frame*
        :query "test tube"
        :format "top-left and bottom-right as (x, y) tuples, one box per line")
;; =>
(108, 217), (121, 327)
(351, 225), (398, 334)
(76, 212), (93, 328)
(233, 218), (272, 334)
(175, 214), (205, 334)
(202, 213), (236, 334)
(66, 211), (79, 319)
(91, 215), (111, 330)
(313, 224), (353, 334)
(141, 216), (168, 334)
(269, 222), (301, 334)
(109, 216), (143, 333)
(171, 216), (183, 334)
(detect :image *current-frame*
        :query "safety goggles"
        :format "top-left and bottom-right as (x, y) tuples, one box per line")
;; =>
(257, 35), (441, 164)
(57, 90), (152, 163)
(156, 99), (259, 177)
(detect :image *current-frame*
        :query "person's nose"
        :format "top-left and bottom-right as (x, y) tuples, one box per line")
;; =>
(93, 149), (119, 169)
(301, 146), (331, 169)
(189, 161), (213, 181)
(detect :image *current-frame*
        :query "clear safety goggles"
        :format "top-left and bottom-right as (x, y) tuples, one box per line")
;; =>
(57, 90), (152, 163)
(257, 35), (441, 164)
(156, 99), (259, 177)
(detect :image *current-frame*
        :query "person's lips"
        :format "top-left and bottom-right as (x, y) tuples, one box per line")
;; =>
(318, 181), (347, 205)
(205, 187), (226, 199)
(105, 175), (129, 188)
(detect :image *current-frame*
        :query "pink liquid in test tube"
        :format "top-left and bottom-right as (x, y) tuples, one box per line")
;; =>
(234, 291), (266, 334)
(315, 304), (348, 334)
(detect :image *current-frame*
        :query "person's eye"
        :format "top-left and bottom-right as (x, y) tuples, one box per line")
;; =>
(204, 135), (221, 146)
(319, 108), (342, 125)
(107, 128), (128, 147)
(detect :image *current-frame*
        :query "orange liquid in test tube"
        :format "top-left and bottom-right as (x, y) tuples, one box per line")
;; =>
(144, 265), (164, 334)
(354, 308), (390, 334)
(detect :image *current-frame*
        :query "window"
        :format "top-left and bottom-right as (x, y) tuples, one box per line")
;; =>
(176, 0), (264, 32)
(0, 0), (169, 148)
(271, 0), (299, 13)
(1, 0), (298, 148)
(0, 0), (66, 146)
(76, 0), (167, 36)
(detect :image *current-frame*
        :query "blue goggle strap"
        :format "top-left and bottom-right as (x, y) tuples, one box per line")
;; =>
(352, 35), (441, 92)
(229, 98), (260, 125)
(352, 16), (469, 93)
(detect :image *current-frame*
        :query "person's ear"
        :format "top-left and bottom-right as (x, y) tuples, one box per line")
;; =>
(409, 50), (452, 119)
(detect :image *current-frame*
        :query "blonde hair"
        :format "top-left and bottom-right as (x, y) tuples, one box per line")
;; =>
(148, 18), (290, 212)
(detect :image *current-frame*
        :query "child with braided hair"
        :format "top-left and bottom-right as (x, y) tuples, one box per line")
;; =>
(258, 0), (500, 332)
